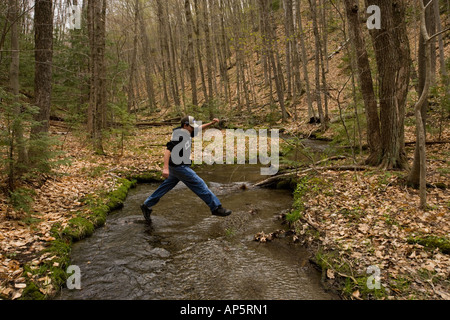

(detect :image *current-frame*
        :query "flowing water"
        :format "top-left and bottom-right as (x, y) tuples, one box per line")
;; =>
(57, 161), (336, 300)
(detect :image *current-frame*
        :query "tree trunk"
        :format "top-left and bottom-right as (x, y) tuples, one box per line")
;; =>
(32, 0), (53, 135)
(297, 0), (314, 119)
(138, 0), (156, 113)
(284, 0), (293, 100)
(7, 0), (26, 190)
(87, 0), (106, 154)
(309, 0), (325, 127)
(194, 0), (208, 104)
(410, 0), (433, 209)
(218, 0), (231, 107)
(409, 0), (440, 187)
(368, 0), (410, 169)
(202, 0), (214, 108)
(167, 9), (181, 108)
(127, 0), (139, 113)
(434, 0), (447, 83)
(185, 0), (198, 106)
(344, 0), (381, 164)
(264, 0), (287, 121)
(286, 0), (301, 118)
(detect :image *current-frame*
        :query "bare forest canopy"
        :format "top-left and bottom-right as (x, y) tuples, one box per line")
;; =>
(0, 0), (449, 202)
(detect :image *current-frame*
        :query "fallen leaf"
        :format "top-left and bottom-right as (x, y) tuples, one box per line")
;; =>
(358, 224), (369, 234)
(12, 290), (22, 300)
(327, 269), (335, 279)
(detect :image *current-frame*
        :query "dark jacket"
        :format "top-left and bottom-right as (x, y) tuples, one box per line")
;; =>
(166, 127), (196, 167)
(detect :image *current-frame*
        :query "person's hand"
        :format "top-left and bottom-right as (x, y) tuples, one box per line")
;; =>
(162, 168), (169, 179)
(212, 118), (220, 124)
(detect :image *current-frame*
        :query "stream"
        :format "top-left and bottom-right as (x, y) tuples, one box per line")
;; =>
(57, 142), (337, 300)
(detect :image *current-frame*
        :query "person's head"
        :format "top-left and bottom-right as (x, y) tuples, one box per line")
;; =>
(180, 115), (199, 133)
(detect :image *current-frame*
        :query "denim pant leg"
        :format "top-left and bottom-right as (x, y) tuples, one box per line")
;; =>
(171, 165), (221, 212)
(144, 174), (180, 208)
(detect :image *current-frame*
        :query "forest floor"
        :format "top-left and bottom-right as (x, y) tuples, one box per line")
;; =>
(279, 113), (450, 300)
(0, 111), (449, 300)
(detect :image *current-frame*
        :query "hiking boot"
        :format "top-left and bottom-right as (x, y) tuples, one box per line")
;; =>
(212, 205), (232, 217)
(140, 204), (152, 223)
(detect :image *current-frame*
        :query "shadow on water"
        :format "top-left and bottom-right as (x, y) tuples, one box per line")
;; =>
(57, 163), (337, 300)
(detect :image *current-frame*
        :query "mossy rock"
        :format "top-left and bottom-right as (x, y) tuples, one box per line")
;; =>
(107, 178), (135, 211)
(128, 171), (163, 183)
(89, 204), (109, 227)
(63, 217), (95, 241)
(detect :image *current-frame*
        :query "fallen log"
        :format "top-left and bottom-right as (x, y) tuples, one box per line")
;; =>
(256, 164), (369, 188)
(256, 156), (347, 187)
(405, 140), (450, 146)
(136, 121), (179, 128)
(111, 121), (179, 128)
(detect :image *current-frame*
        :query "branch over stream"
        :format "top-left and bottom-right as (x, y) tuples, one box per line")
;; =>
(255, 156), (369, 188)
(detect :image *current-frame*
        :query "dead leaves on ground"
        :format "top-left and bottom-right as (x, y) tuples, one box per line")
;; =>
(0, 126), (172, 299)
(288, 158), (449, 299)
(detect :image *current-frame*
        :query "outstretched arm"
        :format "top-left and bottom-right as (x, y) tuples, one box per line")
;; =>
(201, 118), (220, 131)
(162, 149), (171, 178)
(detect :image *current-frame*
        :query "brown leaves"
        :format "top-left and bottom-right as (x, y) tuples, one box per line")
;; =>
(254, 230), (288, 243)
(292, 167), (450, 299)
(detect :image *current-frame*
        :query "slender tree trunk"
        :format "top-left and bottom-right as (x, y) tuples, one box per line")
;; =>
(320, 40), (329, 123)
(202, 0), (214, 109)
(320, 0), (328, 72)
(155, 0), (169, 108)
(259, 0), (269, 89)
(409, 0), (441, 186)
(138, 0), (156, 113)
(185, 0), (198, 106)
(284, 0), (293, 100)
(218, 0), (231, 107)
(297, 0), (314, 119)
(127, 0), (139, 113)
(411, 0), (433, 209)
(286, 0), (301, 118)
(262, 0), (287, 121)
(434, 0), (447, 83)
(167, 9), (181, 108)
(309, 0), (325, 127)
(194, 0), (208, 104)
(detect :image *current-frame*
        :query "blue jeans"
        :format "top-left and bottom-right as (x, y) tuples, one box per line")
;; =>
(144, 165), (221, 212)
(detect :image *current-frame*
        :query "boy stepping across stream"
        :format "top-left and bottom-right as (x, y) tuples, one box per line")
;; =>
(141, 116), (232, 223)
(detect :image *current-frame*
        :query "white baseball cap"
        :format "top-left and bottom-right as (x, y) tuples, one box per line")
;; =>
(181, 115), (199, 128)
